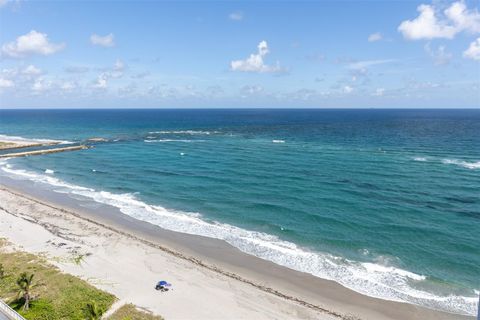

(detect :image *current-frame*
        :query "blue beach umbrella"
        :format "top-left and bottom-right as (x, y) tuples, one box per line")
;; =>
(159, 280), (168, 286)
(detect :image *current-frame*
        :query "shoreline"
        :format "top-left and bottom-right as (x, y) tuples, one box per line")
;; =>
(0, 179), (473, 320)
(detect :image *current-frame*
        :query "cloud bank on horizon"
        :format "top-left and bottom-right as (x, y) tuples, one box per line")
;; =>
(0, 0), (479, 108)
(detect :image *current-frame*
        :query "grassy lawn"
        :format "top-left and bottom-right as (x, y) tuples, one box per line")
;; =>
(108, 304), (164, 320)
(0, 239), (116, 320)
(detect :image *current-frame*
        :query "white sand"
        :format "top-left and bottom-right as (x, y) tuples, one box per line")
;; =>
(0, 187), (336, 320)
(1, 186), (472, 320)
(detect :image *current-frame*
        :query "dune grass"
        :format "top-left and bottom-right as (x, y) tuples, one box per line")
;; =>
(0, 239), (116, 320)
(108, 304), (164, 320)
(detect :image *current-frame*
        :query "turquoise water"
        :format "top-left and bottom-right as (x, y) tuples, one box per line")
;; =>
(0, 109), (479, 315)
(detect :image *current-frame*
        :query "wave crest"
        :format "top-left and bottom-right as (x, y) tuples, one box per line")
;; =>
(144, 139), (204, 143)
(0, 162), (476, 316)
(442, 159), (480, 170)
(0, 134), (74, 145)
(148, 130), (219, 135)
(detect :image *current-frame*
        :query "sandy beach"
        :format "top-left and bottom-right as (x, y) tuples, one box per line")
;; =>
(0, 182), (473, 320)
(0, 185), (334, 320)
(2, 0), (480, 316)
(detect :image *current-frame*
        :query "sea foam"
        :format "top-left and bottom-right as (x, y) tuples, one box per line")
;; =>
(144, 139), (204, 143)
(148, 130), (219, 135)
(0, 161), (476, 316)
(0, 134), (74, 145)
(442, 159), (480, 170)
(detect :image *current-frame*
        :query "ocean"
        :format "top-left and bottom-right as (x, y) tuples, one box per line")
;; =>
(0, 108), (478, 315)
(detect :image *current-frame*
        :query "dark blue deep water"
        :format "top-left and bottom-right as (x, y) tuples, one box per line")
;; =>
(1, 109), (479, 315)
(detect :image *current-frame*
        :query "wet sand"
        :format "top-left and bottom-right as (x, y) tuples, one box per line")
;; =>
(0, 179), (474, 320)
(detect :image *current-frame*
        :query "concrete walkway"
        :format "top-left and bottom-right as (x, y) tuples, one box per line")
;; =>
(0, 300), (25, 320)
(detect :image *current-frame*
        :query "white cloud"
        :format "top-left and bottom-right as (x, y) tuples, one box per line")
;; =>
(229, 11), (243, 21)
(0, 78), (14, 88)
(409, 80), (442, 89)
(348, 59), (394, 70)
(1, 68), (18, 79)
(90, 33), (115, 47)
(343, 85), (353, 93)
(1, 30), (65, 58)
(61, 81), (76, 91)
(118, 83), (138, 96)
(231, 41), (283, 73)
(93, 73), (108, 89)
(347, 60), (384, 84)
(240, 84), (264, 97)
(108, 59), (126, 79)
(398, 1), (480, 40)
(92, 59), (126, 88)
(368, 32), (383, 42)
(463, 37), (480, 60)
(424, 43), (452, 65)
(0, 65), (44, 92)
(290, 89), (317, 101)
(445, 1), (480, 34)
(22, 65), (42, 75)
(0, 66), (82, 96)
(205, 85), (224, 97)
(32, 78), (52, 93)
(64, 66), (89, 73)
(113, 59), (124, 71)
(398, 4), (457, 40)
(131, 71), (150, 79)
(373, 88), (385, 96)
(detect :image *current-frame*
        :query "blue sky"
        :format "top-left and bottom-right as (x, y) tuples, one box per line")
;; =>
(0, 0), (479, 108)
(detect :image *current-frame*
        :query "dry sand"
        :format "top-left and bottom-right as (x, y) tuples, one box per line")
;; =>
(0, 185), (474, 320)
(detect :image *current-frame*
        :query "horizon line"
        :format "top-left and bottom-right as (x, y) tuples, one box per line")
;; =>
(1, 107), (479, 110)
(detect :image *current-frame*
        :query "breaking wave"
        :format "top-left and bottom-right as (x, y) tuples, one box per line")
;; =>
(0, 134), (74, 145)
(0, 160), (476, 316)
(144, 139), (204, 143)
(442, 159), (480, 170)
(148, 130), (219, 135)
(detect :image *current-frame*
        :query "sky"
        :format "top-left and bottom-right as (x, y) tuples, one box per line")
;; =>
(0, 0), (479, 108)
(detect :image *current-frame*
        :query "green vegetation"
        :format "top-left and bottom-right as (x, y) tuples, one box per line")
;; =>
(16, 272), (35, 310)
(0, 241), (115, 320)
(108, 304), (164, 320)
(0, 239), (164, 320)
(72, 253), (86, 265)
(85, 301), (104, 320)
